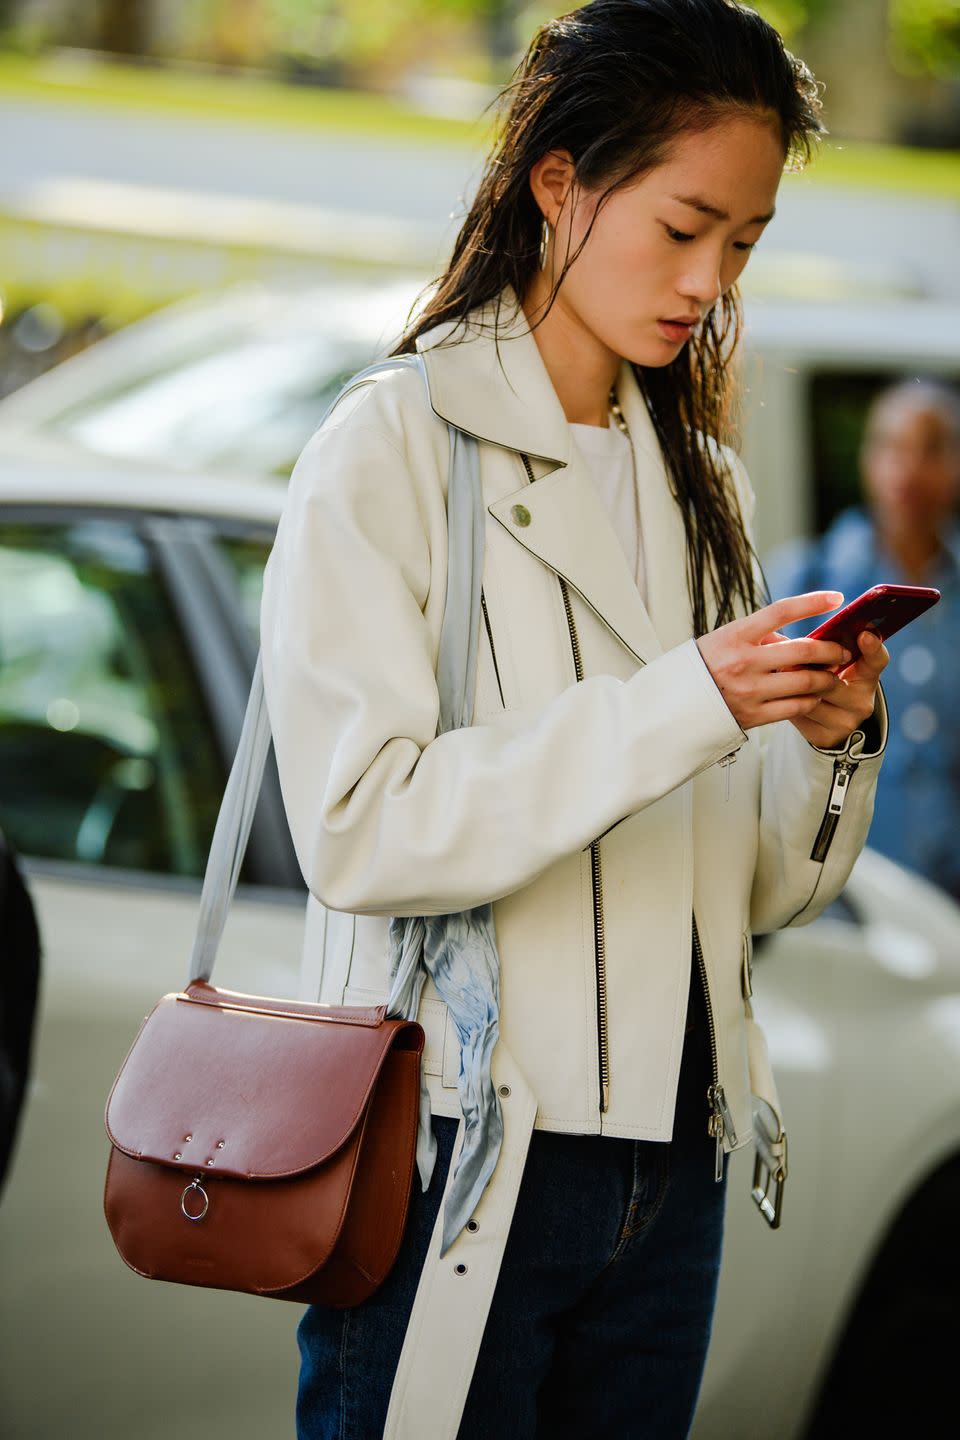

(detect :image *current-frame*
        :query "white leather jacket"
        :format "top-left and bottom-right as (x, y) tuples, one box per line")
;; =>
(260, 288), (887, 1163)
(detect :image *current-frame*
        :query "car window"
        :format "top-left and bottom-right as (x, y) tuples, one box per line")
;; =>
(0, 516), (225, 877)
(215, 534), (271, 644)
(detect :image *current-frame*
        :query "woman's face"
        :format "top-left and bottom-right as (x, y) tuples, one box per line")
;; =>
(531, 112), (785, 367)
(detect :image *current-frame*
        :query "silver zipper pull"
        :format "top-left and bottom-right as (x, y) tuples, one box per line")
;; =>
(707, 1084), (729, 1182)
(827, 759), (856, 817)
(811, 756), (861, 863)
(708, 1111), (724, 1181)
(718, 750), (738, 802)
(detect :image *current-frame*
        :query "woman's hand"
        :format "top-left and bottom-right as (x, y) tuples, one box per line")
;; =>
(696, 592), (888, 747)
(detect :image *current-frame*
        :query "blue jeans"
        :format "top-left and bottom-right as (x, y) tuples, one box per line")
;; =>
(297, 969), (728, 1439)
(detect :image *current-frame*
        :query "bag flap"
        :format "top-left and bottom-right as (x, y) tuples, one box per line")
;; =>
(105, 981), (423, 1180)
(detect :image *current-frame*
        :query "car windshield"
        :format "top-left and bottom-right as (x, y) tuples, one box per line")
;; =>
(0, 515), (226, 875)
(46, 333), (377, 478)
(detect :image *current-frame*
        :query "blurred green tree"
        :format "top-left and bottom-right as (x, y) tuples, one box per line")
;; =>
(753, 0), (960, 78)
(891, 0), (960, 77)
(194, 0), (523, 79)
(94, 0), (152, 56)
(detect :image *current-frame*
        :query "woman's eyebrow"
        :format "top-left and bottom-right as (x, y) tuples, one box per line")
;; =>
(670, 192), (776, 225)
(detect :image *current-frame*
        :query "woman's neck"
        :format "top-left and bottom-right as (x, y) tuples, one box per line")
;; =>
(522, 280), (621, 427)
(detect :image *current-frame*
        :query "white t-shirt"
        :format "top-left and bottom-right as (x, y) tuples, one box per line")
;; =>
(570, 420), (647, 606)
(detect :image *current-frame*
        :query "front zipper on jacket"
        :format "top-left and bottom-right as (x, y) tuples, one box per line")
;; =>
(693, 914), (737, 1181)
(514, 457), (741, 1141)
(479, 588), (505, 707)
(522, 452), (610, 1112)
(562, 574), (611, 1113)
(810, 756), (860, 863)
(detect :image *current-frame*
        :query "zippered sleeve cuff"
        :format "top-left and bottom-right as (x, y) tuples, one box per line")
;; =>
(749, 688), (886, 932)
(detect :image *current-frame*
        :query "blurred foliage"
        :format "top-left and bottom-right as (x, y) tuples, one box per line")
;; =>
(746, 0), (832, 43)
(220, 0), (523, 75)
(2, 1), (958, 82)
(890, 0), (960, 78)
(1, 0), (526, 80)
(753, 0), (960, 78)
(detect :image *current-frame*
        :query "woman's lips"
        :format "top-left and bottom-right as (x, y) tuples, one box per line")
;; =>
(657, 318), (694, 342)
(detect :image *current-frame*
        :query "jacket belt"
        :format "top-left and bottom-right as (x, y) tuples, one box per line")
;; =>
(384, 1042), (538, 1438)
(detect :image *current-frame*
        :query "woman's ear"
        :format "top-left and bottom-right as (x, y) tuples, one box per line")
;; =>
(529, 148), (577, 225)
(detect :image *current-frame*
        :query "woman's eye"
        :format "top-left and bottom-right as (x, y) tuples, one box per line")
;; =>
(662, 223), (758, 252)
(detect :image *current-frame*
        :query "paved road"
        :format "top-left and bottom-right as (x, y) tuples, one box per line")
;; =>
(3, 95), (959, 298)
(3, 96), (482, 227)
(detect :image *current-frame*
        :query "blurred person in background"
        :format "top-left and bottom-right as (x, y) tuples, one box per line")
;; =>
(767, 377), (960, 899)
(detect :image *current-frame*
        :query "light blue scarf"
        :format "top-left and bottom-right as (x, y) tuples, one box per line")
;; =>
(337, 359), (504, 1257)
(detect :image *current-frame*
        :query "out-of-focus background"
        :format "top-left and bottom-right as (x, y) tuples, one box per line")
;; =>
(0, 0), (958, 544)
(1, 4), (959, 1439)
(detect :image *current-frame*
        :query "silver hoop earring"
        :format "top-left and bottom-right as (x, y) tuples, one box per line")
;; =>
(539, 217), (550, 271)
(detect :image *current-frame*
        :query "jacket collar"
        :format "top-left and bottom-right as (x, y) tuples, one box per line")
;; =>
(417, 287), (694, 666)
(416, 288), (572, 470)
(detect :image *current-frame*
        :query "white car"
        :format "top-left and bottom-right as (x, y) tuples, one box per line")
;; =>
(1, 273), (958, 560)
(0, 442), (958, 1440)
(0, 277), (423, 481)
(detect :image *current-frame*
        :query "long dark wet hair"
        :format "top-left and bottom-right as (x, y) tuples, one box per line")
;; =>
(393, 0), (825, 632)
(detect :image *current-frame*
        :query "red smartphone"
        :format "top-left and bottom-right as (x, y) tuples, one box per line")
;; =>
(806, 583), (940, 662)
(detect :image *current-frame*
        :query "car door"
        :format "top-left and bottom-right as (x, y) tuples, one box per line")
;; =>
(0, 504), (304, 1439)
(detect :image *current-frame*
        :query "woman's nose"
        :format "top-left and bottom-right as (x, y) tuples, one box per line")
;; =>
(678, 261), (723, 310)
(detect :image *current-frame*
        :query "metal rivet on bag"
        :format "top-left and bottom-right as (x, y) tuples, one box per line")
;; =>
(454, 1263), (468, 1275)
(174, 1152), (182, 1161)
(206, 1159), (215, 1166)
(510, 504), (531, 528)
(466, 1219), (479, 1233)
(498, 1085), (511, 1098)
(216, 1140), (225, 1149)
(184, 1134), (192, 1143)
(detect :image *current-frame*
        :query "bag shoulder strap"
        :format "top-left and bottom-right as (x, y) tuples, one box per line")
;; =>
(188, 354), (481, 984)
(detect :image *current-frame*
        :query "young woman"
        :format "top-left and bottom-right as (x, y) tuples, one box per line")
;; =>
(261, 2), (889, 1436)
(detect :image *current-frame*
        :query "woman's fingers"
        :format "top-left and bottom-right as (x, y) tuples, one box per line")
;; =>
(845, 629), (890, 677)
(706, 660), (841, 730)
(749, 694), (830, 726)
(759, 667), (843, 703)
(760, 635), (852, 671)
(740, 591), (843, 641)
(696, 597), (886, 736)
(787, 631), (889, 744)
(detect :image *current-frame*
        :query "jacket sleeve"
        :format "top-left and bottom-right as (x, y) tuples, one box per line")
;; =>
(721, 448), (888, 933)
(260, 396), (747, 917)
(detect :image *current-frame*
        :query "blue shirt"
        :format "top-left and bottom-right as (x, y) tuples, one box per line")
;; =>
(766, 508), (960, 900)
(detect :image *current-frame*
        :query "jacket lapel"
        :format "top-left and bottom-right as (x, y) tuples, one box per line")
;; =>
(418, 291), (692, 666)
(487, 444), (664, 666)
